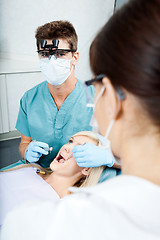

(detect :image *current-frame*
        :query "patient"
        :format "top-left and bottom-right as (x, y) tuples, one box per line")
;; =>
(0, 131), (106, 227)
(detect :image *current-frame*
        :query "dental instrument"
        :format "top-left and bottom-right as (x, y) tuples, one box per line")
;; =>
(43, 147), (53, 153)
(33, 167), (46, 174)
(36, 169), (46, 174)
(32, 140), (53, 153)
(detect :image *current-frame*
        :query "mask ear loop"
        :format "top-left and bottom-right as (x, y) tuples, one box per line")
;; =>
(94, 86), (105, 106)
(86, 86), (105, 109)
(105, 88), (125, 139)
(105, 119), (115, 139)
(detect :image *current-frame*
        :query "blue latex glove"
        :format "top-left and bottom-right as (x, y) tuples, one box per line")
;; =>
(72, 143), (115, 168)
(25, 141), (49, 163)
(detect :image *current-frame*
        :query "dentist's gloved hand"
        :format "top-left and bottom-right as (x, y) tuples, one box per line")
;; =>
(25, 141), (49, 163)
(72, 143), (115, 168)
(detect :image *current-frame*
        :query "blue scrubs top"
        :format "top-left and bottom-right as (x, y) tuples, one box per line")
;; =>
(16, 80), (93, 168)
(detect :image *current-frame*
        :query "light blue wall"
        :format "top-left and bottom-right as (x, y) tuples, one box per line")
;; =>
(115, 0), (129, 9)
(0, 0), (115, 80)
(0, 0), (115, 134)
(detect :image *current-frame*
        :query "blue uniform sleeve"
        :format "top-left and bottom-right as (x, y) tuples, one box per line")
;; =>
(16, 95), (31, 137)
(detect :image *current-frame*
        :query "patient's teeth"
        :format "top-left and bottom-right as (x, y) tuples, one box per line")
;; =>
(59, 159), (65, 163)
(61, 153), (65, 159)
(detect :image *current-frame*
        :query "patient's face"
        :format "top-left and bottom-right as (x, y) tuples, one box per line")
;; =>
(50, 135), (96, 177)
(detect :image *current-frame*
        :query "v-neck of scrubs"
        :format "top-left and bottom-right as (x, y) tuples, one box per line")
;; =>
(45, 80), (80, 113)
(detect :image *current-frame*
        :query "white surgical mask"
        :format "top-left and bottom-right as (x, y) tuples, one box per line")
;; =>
(89, 86), (105, 133)
(90, 114), (100, 133)
(89, 85), (123, 139)
(88, 85), (115, 146)
(40, 55), (73, 86)
(96, 127), (115, 167)
(89, 84), (124, 166)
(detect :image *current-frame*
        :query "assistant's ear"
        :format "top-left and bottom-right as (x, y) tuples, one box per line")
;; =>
(72, 51), (79, 66)
(102, 77), (119, 119)
(81, 168), (91, 176)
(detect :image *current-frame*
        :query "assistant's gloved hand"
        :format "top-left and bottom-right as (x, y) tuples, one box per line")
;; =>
(25, 141), (49, 163)
(72, 143), (115, 168)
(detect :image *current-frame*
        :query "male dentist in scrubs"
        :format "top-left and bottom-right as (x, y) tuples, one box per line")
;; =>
(2, 20), (116, 171)
(15, 20), (95, 168)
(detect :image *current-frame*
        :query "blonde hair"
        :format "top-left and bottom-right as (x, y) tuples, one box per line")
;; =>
(72, 131), (106, 188)
(1, 131), (106, 188)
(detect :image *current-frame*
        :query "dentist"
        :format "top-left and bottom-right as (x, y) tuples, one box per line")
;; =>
(4, 20), (118, 171)
(9, 20), (94, 168)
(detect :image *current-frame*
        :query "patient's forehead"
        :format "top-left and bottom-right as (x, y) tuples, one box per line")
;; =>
(73, 135), (97, 145)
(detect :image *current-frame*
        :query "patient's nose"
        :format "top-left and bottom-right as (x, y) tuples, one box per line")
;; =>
(64, 144), (71, 153)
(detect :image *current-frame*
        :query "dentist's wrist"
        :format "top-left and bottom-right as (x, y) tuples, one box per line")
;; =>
(24, 146), (29, 160)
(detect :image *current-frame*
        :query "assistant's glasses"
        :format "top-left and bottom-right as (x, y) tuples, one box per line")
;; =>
(84, 74), (126, 108)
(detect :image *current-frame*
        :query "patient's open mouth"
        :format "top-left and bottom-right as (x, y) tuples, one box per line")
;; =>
(55, 152), (66, 164)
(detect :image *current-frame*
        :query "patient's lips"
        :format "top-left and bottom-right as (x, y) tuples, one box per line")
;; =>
(55, 152), (66, 164)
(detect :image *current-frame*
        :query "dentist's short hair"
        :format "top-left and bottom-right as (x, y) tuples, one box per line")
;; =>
(35, 20), (78, 51)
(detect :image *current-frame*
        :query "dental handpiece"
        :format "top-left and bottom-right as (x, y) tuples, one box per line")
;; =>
(32, 140), (53, 153)
(43, 147), (53, 153)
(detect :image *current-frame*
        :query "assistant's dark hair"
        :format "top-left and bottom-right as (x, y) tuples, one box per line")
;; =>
(90, 0), (160, 127)
(35, 20), (78, 50)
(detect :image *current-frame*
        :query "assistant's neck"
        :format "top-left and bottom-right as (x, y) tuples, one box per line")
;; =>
(48, 72), (77, 110)
(121, 130), (160, 185)
(45, 172), (81, 198)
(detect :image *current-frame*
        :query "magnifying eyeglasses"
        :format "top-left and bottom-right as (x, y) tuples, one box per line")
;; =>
(37, 39), (77, 58)
(37, 49), (76, 58)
